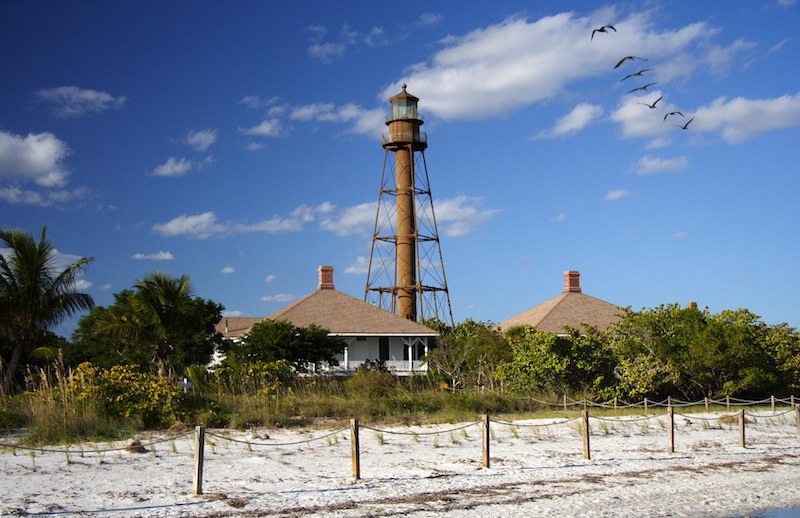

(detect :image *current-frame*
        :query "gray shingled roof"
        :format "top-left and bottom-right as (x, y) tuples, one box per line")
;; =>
(496, 291), (622, 334)
(496, 272), (622, 334)
(214, 288), (438, 338)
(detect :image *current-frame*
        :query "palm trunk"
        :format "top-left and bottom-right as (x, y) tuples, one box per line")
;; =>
(1, 342), (25, 394)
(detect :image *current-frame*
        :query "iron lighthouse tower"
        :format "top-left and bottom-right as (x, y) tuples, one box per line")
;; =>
(364, 85), (453, 326)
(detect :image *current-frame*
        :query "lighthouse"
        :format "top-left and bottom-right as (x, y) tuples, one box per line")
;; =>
(364, 85), (453, 327)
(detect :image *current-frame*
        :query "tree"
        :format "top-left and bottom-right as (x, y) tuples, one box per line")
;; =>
(222, 319), (345, 372)
(94, 272), (222, 376)
(425, 319), (510, 389)
(606, 304), (782, 400)
(0, 226), (94, 392)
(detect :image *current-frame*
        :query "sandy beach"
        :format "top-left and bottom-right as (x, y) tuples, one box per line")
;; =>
(3, 409), (800, 517)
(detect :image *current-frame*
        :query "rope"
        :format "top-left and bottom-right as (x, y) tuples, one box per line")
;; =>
(206, 427), (349, 447)
(674, 412), (727, 422)
(492, 416), (582, 428)
(744, 409), (796, 418)
(0, 430), (194, 455)
(360, 421), (480, 436)
(591, 413), (666, 423)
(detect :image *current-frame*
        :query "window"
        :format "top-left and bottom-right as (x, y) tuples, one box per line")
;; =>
(379, 337), (390, 361)
(392, 100), (417, 120)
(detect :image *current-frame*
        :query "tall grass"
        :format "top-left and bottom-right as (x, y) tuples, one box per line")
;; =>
(5, 361), (139, 446)
(6, 362), (758, 446)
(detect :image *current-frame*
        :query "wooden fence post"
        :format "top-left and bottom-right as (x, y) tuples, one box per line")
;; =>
(727, 395), (730, 412)
(796, 406), (800, 443)
(482, 414), (490, 468)
(614, 397), (618, 411)
(667, 407), (674, 454)
(350, 419), (360, 480)
(739, 409), (746, 448)
(563, 394), (567, 412)
(193, 426), (205, 496)
(771, 395), (776, 412)
(792, 395), (795, 409)
(705, 397), (709, 412)
(582, 410), (590, 460)
(644, 398), (648, 414)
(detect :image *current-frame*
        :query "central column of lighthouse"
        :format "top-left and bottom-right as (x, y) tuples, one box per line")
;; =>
(395, 144), (416, 321)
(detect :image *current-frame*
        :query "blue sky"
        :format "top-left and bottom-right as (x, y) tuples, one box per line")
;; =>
(2, 0), (798, 337)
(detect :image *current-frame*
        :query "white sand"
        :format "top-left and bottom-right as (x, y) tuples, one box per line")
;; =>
(3, 410), (800, 517)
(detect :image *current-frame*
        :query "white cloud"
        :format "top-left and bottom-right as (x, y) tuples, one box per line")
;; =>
(152, 157), (193, 177)
(239, 119), (289, 137)
(364, 27), (388, 47)
(0, 185), (91, 207)
(343, 257), (370, 275)
(381, 8), (716, 120)
(0, 130), (71, 187)
(222, 310), (246, 317)
(290, 103), (385, 136)
(319, 202), (375, 236)
(604, 190), (631, 201)
(690, 92), (800, 143)
(432, 195), (502, 237)
(184, 129), (217, 151)
(152, 204), (332, 240)
(0, 186), (44, 205)
(153, 197), (498, 241)
(260, 294), (297, 303)
(534, 102), (603, 139)
(152, 212), (229, 239)
(609, 91), (682, 144)
(415, 13), (443, 27)
(73, 279), (93, 290)
(132, 251), (175, 260)
(245, 142), (265, 151)
(290, 103), (336, 121)
(238, 95), (281, 110)
(36, 86), (127, 118)
(703, 38), (758, 75)
(551, 214), (566, 222)
(264, 274), (276, 283)
(635, 155), (688, 175)
(221, 266), (235, 274)
(308, 42), (346, 62)
(673, 230), (688, 238)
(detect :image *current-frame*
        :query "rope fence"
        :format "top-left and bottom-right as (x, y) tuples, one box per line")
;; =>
(2, 395), (799, 497)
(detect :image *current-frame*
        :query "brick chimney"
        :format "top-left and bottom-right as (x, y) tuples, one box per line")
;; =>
(317, 265), (334, 290)
(563, 271), (581, 293)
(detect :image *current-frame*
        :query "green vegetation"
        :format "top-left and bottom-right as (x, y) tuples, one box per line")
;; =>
(3, 228), (799, 445)
(0, 226), (94, 393)
(220, 319), (345, 372)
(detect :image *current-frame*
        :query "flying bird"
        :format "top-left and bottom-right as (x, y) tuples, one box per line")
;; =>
(663, 111), (684, 121)
(621, 68), (654, 82)
(673, 117), (694, 130)
(639, 96), (663, 109)
(614, 56), (647, 69)
(591, 25), (616, 40)
(627, 82), (658, 93)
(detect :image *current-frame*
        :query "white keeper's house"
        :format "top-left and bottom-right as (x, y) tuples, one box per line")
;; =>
(215, 266), (438, 375)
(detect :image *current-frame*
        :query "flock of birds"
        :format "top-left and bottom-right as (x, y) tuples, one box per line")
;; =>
(592, 25), (694, 130)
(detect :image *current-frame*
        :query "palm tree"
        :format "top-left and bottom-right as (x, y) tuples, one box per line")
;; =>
(0, 226), (94, 393)
(95, 271), (194, 377)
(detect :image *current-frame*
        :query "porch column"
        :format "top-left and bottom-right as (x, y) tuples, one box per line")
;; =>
(406, 338), (414, 371)
(344, 337), (355, 371)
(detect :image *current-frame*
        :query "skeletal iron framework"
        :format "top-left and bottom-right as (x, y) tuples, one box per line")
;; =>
(364, 86), (453, 327)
